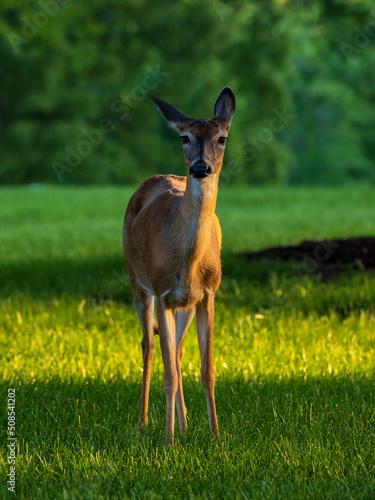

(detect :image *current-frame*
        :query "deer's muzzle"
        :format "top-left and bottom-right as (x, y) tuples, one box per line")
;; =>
(189, 163), (212, 179)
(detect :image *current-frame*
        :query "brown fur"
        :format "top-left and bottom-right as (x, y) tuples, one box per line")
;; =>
(124, 174), (221, 308)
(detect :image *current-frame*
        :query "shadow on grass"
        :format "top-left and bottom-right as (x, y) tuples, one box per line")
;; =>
(0, 253), (133, 302)
(1, 375), (374, 497)
(0, 251), (271, 297)
(1, 374), (374, 454)
(1, 251), (374, 316)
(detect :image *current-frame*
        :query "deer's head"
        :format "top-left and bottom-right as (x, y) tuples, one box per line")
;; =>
(150, 87), (236, 181)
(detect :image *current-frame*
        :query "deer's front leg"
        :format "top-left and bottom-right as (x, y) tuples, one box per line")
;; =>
(156, 300), (177, 445)
(175, 307), (195, 432)
(196, 293), (219, 436)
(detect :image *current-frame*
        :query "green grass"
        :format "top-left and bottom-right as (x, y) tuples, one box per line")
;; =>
(1, 185), (375, 499)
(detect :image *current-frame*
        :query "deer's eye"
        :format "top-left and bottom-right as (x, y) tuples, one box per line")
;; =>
(218, 136), (227, 144)
(180, 136), (190, 145)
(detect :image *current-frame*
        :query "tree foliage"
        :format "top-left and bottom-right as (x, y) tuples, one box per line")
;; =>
(0, 0), (374, 185)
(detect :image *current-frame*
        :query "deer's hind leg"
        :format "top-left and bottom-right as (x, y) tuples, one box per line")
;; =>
(175, 307), (195, 432)
(133, 287), (158, 428)
(156, 300), (178, 445)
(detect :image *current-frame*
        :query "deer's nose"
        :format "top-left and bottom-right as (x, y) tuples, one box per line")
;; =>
(189, 163), (212, 179)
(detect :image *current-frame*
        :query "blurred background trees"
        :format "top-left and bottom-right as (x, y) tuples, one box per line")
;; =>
(0, 0), (374, 186)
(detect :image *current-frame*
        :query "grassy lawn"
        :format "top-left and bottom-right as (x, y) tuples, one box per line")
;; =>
(1, 184), (375, 499)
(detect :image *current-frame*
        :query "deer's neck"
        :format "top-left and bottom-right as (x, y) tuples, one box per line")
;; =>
(174, 174), (219, 264)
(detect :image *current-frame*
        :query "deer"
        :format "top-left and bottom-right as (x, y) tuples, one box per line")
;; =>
(123, 87), (236, 445)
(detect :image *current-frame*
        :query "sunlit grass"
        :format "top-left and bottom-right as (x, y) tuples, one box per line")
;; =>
(0, 185), (375, 499)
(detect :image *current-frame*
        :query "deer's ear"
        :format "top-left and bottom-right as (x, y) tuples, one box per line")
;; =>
(214, 87), (236, 125)
(149, 95), (192, 131)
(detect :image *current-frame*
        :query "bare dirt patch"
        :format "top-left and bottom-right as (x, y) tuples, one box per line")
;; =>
(238, 237), (375, 277)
